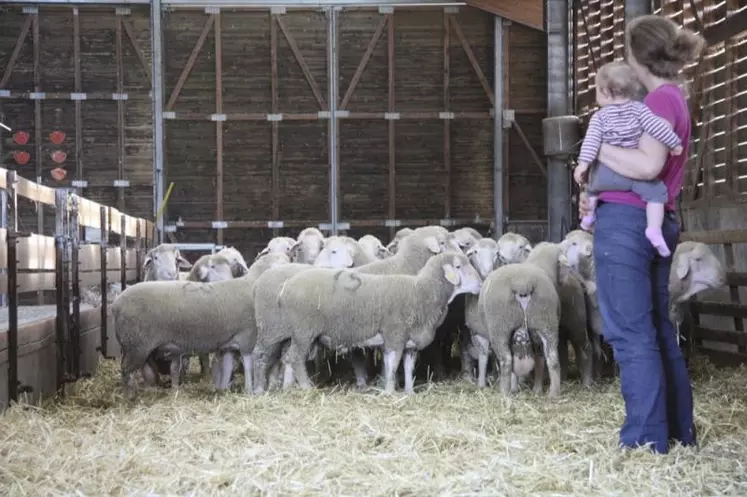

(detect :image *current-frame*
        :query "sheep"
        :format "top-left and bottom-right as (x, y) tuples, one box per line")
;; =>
(477, 242), (572, 397)
(289, 227), (326, 264)
(276, 251), (482, 394)
(358, 234), (392, 260)
(497, 232), (532, 265)
(386, 227), (414, 254)
(529, 243), (593, 387)
(668, 241), (726, 358)
(256, 237), (296, 259)
(113, 252), (290, 398)
(142, 244), (192, 281)
(314, 236), (374, 269)
(452, 227), (483, 250)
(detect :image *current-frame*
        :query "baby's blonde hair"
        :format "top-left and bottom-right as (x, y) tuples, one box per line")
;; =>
(595, 61), (642, 99)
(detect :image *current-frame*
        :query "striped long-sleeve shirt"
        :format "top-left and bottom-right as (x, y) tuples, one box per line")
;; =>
(577, 100), (683, 165)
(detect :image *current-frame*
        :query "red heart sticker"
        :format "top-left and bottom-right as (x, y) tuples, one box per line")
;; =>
(49, 130), (66, 145)
(51, 167), (67, 181)
(13, 131), (29, 145)
(13, 150), (30, 165)
(51, 150), (67, 164)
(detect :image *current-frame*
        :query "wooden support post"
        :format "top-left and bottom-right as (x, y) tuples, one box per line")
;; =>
(121, 19), (153, 83)
(443, 11), (451, 220)
(33, 13), (43, 305)
(450, 16), (495, 107)
(276, 16), (327, 110)
(165, 15), (215, 112)
(215, 12), (224, 246)
(0, 16), (32, 89)
(339, 16), (387, 111)
(725, 0), (738, 197)
(115, 15), (126, 211)
(388, 14), (396, 240)
(270, 12), (280, 237)
(73, 9), (83, 195)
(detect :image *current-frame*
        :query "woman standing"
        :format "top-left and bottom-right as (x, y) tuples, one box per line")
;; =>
(577, 15), (705, 454)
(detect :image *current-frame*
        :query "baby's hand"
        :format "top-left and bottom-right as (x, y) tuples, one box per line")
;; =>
(670, 145), (683, 156)
(574, 163), (589, 185)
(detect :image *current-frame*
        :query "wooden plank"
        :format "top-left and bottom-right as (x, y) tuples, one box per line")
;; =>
(169, 217), (494, 230)
(726, 271), (747, 287)
(443, 11), (451, 220)
(338, 15), (388, 111)
(115, 14), (126, 211)
(215, 12), (224, 246)
(465, 0), (543, 32)
(79, 269), (137, 288)
(726, 0), (740, 196)
(679, 229), (747, 245)
(73, 8), (83, 191)
(33, 12), (43, 254)
(723, 242), (745, 353)
(703, 7), (747, 46)
(388, 13), (396, 240)
(450, 16), (495, 107)
(121, 18), (153, 83)
(695, 325), (747, 346)
(16, 234), (56, 270)
(691, 301), (747, 320)
(276, 16), (327, 110)
(0, 15), (33, 89)
(165, 15), (215, 112)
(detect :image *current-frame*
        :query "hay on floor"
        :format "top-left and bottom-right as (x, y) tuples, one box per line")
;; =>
(0, 357), (746, 496)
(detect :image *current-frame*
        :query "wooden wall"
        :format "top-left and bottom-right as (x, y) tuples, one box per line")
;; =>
(0, 5), (154, 237)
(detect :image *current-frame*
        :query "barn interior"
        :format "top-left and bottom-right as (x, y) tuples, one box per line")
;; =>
(0, 0), (746, 494)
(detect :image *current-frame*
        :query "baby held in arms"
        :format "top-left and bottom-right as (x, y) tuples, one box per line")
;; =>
(574, 61), (683, 257)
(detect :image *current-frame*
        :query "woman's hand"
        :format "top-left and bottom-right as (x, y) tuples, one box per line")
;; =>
(578, 190), (592, 220)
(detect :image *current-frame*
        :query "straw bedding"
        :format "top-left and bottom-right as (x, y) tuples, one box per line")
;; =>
(0, 356), (746, 496)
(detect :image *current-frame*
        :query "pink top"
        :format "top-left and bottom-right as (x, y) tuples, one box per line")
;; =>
(598, 83), (691, 212)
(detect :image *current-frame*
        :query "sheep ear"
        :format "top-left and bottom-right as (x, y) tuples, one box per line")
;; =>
(143, 255), (153, 270)
(255, 247), (271, 261)
(233, 262), (249, 277)
(675, 257), (690, 280)
(581, 243), (592, 257)
(465, 246), (476, 257)
(558, 252), (570, 266)
(523, 244), (532, 255)
(198, 264), (210, 281)
(176, 253), (192, 269)
(425, 236), (441, 254)
(442, 263), (460, 285)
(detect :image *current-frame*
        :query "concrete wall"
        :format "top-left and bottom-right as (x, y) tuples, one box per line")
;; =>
(0, 307), (102, 410)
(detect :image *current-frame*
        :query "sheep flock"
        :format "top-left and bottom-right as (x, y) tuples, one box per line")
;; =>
(108, 225), (727, 399)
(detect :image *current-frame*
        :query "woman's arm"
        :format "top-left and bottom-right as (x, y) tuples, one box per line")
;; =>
(597, 130), (670, 181)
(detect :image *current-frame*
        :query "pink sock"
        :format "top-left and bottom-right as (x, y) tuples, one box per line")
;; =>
(645, 227), (671, 257)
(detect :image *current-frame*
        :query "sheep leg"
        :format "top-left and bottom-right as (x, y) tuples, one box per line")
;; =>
(403, 349), (418, 394)
(141, 360), (158, 387)
(211, 353), (223, 388)
(510, 372), (520, 393)
(218, 352), (235, 390)
(351, 349), (369, 389)
(557, 330), (569, 382)
(532, 353), (545, 394)
(179, 355), (190, 384)
(198, 353), (211, 381)
(170, 357), (182, 390)
(121, 350), (147, 399)
(383, 347), (405, 394)
(241, 353), (253, 394)
(472, 335), (491, 389)
(459, 329), (475, 382)
(488, 328), (513, 396)
(285, 340), (314, 390)
(537, 331), (561, 398)
(574, 339), (594, 388)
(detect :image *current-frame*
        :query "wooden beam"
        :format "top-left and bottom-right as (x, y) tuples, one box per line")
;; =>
(73, 8), (83, 193)
(339, 15), (388, 111)
(450, 17), (495, 107)
(511, 119), (547, 178)
(703, 7), (747, 46)
(121, 18), (153, 84)
(275, 16), (327, 110)
(32, 13), (43, 305)
(723, 242), (745, 354)
(503, 20), (510, 222)
(388, 13), (396, 240)
(215, 12), (224, 246)
(270, 12), (280, 238)
(0, 15), (32, 89)
(115, 15), (126, 211)
(165, 15), (215, 112)
(465, 0), (544, 32)
(726, 0), (739, 197)
(579, 2), (599, 76)
(443, 11), (451, 219)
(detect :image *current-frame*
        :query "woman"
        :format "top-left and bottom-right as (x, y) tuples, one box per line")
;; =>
(577, 15), (705, 454)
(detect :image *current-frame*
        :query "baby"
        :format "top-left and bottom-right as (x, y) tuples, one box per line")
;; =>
(574, 60), (683, 257)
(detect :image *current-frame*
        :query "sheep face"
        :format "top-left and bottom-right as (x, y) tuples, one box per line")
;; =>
(197, 255), (235, 282)
(291, 228), (325, 264)
(358, 234), (391, 260)
(465, 238), (500, 279)
(313, 237), (355, 268)
(143, 245), (192, 281)
(670, 241), (726, 303)
(451, 228), (481, 252)
(559, 230), (593, 272)
(497, 233), (532, 265)
(443, 253), (483, 302)
(386, 227), (414, 254)
(217, 246), (249, 277)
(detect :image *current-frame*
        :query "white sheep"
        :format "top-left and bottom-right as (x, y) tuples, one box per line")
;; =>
(113, 252), (290, 398)
(477, 242), (571, 397)
(358, 234), (392, 260)
(142, 243), (193, 281)
(386, 227), (414, 254)
(314, 236), (373, 269)
(256, 236), (296, 259)
(497, 232), (532, 265)
(452, 227), (483, 250)
(290, 227), (326, 264)
(276, 251), (482, 393)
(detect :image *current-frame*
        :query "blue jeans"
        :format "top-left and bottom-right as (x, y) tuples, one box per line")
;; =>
(593, 202), (696, 454)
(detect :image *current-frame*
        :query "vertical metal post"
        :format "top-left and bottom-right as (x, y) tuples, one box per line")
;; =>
(151, 0), (165, 243)
(70, 194), (80, 379)
(327, 6), (339, 236)
(120, 214), (127, 291)
(6, 170), (19, 403)
(135, 220), (142, 282)
(0, 188), (7, 307)
(493, 16), (505, 239)
(98, 206), (109, 358)
(54, 188), (70, 395)
(625, 0), (651, 24)
(546, 0), (572, 243)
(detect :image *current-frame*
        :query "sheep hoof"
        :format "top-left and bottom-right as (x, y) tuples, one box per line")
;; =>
(460, 372), (474, 384)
